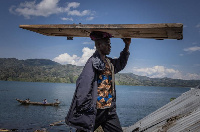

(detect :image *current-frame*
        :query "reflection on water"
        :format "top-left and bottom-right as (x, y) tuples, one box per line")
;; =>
(0, 81), (189, 131)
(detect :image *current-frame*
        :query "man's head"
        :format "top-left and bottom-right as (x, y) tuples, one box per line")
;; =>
(95, 38), (111, 55)
(90, 31), (112, 55)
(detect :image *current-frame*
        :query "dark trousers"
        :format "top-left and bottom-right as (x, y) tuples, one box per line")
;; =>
(94, 109), (123, 132)
(76, 109), (122, 132)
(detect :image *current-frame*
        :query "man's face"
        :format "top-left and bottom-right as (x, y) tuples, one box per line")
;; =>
(98, 38), (111, 55)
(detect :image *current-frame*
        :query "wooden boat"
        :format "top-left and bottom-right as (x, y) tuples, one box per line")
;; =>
(16, 99), (60, 106)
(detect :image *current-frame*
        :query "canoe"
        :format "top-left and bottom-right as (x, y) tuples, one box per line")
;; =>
(16, 99), (60, 106)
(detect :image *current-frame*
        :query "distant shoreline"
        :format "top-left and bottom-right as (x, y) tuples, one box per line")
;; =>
(1, 58), (200, 88)
(0, 79), (191, 89)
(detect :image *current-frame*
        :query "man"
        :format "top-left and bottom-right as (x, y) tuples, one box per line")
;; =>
(65, 31), (131, 132)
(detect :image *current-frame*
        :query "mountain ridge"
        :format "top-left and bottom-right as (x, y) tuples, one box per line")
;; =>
(1, 58), (200, 87)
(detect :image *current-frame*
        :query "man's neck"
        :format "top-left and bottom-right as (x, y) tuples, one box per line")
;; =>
(98, 50), (106, 61)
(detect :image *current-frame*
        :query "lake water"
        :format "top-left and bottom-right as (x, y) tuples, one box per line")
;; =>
(0, 81), (190, 131)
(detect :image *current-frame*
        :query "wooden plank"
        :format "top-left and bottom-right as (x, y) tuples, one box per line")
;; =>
(19, 23), (183, 40)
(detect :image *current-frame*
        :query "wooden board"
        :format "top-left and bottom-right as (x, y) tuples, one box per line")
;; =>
(19, 23), (183, 40)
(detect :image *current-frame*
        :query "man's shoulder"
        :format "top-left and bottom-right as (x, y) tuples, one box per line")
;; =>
(86, 55), (95, 64)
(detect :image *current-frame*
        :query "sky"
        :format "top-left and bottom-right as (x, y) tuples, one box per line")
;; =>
(0, 0), (200, 80)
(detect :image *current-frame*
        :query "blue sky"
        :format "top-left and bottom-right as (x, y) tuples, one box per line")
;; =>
(1, 0), (200, 80)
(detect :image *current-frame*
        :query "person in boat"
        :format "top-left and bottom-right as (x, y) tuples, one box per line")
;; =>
(55, 99), (60, 104)
(43, 99), (47, 104)
(25, 98), (30, 103)
(65, 31), (131, 132)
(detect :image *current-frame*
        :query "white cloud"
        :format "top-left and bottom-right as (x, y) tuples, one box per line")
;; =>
(184, 73), (200, 80)
(67, 2), (80, 9)
(68, 10), (91, 16)
(196, 23), (200, 28)
(132, 65), (200, 80)
(83, 41), (94, 45)
(9, 0), (94, 19)
(53, 53), (79, 65)
(179, 54), (184, 56)
(196, 24), (200, 32)
(61, 17), (73, 21)
(53, 47), (95, 66)
(10, 0), (61, 18)
(184, 46), (200, 52)
(192, 42), (198, 45)
(183, 25), (187, 28)
(132, 66), (179, 78)
(86, 16), (94, 21)
(193, 64), (200, 67)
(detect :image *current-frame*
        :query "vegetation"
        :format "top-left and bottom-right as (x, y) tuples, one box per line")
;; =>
(115, 73), (200, 87)
(0, 58), (82, 83)
(1, 58), (200, 88)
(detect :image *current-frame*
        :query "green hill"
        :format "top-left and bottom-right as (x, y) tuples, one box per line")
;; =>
(0, 58), (200, 87)
(0, 58), (82, 83)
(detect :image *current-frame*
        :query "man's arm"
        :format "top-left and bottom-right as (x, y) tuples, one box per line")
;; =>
(122, 38), (131, 52)
(110, 38), (131, 74)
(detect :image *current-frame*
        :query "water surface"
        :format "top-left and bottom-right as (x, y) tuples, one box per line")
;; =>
(0, 81), (190, 131)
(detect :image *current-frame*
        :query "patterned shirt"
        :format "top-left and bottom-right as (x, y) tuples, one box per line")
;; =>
(97, 59), (113, 109)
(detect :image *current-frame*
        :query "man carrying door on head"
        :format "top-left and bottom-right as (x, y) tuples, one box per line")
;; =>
(66, 31), (131, 132)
